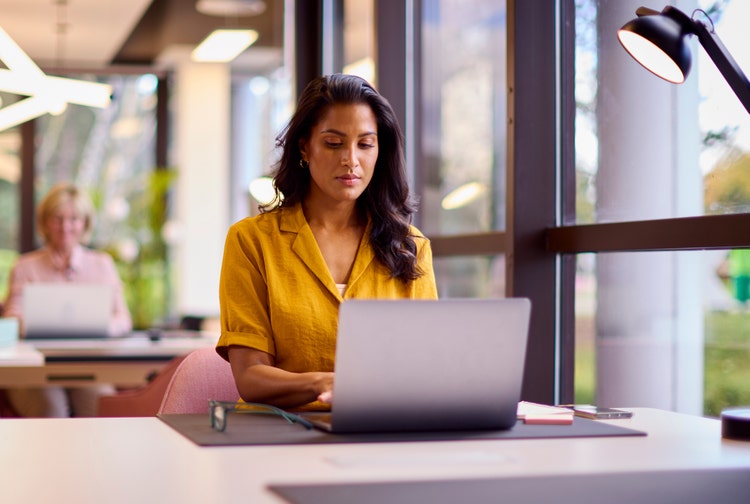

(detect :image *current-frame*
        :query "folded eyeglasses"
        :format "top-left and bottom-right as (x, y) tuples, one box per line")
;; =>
(209, 400), (314, 432)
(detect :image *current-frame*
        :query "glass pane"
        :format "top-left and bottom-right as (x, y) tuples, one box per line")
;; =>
(433, 255), (505, 298)
(34, 73), (163, 329)
(343, 0), (375, 84)
(575, 249), (750, 416)
(0, 103), (21, 300)
(232, 73), (293, 220)
(574, 0), (750, 225)
(574, 253), (596, 405)
(420, 0), (507, 235)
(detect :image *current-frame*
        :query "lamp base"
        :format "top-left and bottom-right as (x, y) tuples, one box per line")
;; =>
(721, 408), (750, 441)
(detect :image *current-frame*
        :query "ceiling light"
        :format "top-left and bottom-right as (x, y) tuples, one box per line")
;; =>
(0, 71), (111, 108)
(441, 182), (487, 210)
(196, 0), (266, 17)
(0, 26), (111, 131)
(192, 29), (259, 62)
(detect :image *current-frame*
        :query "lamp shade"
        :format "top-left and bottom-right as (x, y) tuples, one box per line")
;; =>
(617, 14), (692, 84)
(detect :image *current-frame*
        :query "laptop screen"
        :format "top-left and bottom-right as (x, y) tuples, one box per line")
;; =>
(22, 283), (113, 339)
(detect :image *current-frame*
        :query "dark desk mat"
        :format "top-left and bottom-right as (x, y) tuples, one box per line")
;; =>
(158, 413), (646, 447)
(269, 467), (750, 504)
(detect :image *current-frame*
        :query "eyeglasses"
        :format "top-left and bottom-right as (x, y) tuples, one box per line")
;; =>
(209, 400), (314, 432)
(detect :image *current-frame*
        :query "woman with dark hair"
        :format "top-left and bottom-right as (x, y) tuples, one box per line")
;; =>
(216, 74), (437, 410)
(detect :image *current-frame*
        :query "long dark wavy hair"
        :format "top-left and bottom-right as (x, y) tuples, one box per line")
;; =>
(264, 73), (424, 283)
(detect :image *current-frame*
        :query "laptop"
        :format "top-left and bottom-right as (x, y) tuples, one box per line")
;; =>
(22, 283), (113, 339)
(303, 297), (531, 433)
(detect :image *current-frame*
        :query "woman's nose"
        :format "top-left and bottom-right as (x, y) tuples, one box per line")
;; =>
(341, 145), (358, 167)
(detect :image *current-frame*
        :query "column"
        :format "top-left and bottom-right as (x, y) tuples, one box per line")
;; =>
(595, 0), (702, 413)
(160, 47), (231, 318)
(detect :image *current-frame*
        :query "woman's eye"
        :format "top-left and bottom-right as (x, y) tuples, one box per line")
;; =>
(360, 143), (375, 149)
(324, 140), (342, 148)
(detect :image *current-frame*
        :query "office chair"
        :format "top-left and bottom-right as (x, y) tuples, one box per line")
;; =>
(97, 355), (187, 417)
(157, 346), (239, 414)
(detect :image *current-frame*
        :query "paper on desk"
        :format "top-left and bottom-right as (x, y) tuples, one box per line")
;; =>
(517, 401), (574, 424)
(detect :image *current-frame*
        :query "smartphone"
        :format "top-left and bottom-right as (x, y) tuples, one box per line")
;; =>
(569, 405), (633, 420)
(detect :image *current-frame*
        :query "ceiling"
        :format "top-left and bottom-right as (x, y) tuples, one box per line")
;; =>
(0, 0), (284, 69)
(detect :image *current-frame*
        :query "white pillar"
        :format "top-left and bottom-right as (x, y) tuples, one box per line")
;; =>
(160, 48), (231, 318)
(595, 0), (703, 413)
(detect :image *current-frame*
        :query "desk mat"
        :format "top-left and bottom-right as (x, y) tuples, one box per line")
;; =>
(269, 467), (750, 504)
(158, 413), (646, 447)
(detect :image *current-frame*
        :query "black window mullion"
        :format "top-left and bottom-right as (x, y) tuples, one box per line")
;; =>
(508, 0), (560, 404)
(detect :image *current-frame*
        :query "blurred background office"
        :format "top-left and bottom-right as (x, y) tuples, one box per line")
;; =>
(1, 0), (750, 418)
(2, 182), (131, 416)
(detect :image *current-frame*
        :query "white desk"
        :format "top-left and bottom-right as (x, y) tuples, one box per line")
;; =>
(0, 408), (749, 503)
(0, 342), (44, 366)
(0, 332), (216, 387)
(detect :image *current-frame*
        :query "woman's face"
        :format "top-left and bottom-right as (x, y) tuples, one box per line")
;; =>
(300, 103), (379, 206)
(45, 201), (86, 252)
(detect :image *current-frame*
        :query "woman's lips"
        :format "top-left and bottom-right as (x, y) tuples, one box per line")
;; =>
(337, 174), (360, 186)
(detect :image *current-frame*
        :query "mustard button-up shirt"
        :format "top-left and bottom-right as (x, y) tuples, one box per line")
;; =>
(216, 203), (438, 378)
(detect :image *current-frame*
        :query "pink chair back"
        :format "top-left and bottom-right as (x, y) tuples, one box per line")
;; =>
(157, 347), (239, 414)
(98, 355), (187, 417)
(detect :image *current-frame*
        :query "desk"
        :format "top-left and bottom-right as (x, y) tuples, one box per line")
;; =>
(0, 332), (216, 387)
(0, 408), (749, 503)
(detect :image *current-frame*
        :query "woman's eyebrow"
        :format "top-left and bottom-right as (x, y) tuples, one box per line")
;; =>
(320, 128), (377, 138)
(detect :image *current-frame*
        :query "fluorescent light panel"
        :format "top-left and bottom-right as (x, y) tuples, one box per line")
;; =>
(192, 29), (259, 62)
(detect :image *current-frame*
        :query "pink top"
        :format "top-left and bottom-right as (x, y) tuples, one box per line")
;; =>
(2, 245), (132, 336)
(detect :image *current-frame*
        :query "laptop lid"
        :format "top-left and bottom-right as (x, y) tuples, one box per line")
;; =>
(22, 283), (113, 339)
(311, 298), (531, 433)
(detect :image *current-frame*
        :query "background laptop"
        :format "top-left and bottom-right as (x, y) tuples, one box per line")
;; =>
(304, 297), (531, 433)
(22, 283), (113, 339)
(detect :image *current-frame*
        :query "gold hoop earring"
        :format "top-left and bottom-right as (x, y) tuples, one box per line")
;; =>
(299, 159), (309, 169)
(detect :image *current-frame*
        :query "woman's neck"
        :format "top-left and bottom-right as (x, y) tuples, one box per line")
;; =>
(47, 244), (76, 268)
(302, 198), (364, 232)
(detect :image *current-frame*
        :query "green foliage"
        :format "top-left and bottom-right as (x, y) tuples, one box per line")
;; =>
(704, 150), (750, 214)
(102, 168), (177, 329)
(574, 337), (596, 405)
(576, 169), (596, 224)
(0, 179), (18, 251)
(704, 310), (750, 417)
(0, 248), (19, 301)
(573, 311), (750, 416)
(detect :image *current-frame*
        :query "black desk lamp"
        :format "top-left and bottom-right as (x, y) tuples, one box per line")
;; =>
(619, 5), (750, 440)
(617, 5), (750, 115)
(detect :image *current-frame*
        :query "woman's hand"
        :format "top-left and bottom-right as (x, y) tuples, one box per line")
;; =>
(318, 390), (333, 404)
(228, 345), (334, 409)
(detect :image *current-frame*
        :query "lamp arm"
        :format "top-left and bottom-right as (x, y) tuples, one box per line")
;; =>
(692, 21), (750, 115)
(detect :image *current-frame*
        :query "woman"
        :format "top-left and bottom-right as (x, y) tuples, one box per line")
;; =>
(216, 74), (438, 411)
(2, 183), (131, 417)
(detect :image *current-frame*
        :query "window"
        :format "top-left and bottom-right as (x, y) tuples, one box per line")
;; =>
(566, 0), (750, 415)
(13, 72), (167, 329)
(419, 0), (507, 298)
(0, 103), (21, 300)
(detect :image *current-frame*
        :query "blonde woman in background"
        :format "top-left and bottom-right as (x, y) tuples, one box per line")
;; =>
(2, 183), (131, 417)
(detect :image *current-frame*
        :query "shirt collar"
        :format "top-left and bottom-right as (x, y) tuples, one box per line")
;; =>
(280, 202), (375, 300)
(279, 202), (308, 234)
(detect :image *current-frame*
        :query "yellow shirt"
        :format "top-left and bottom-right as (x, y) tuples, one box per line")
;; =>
(216, 203), (438, 378)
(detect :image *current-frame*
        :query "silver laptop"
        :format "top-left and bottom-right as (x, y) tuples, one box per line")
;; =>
(22, 283), (113, 339)
(304, 298), (531, 433)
